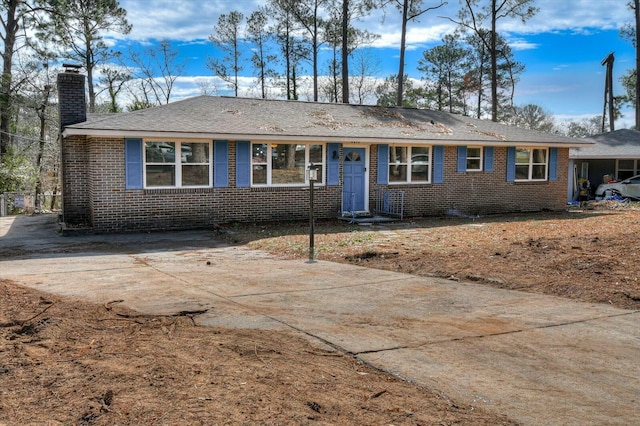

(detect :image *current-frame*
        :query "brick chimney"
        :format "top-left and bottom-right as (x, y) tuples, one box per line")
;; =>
(57, 64), (86, 128)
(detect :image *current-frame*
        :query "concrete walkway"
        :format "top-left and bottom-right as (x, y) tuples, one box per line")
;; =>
(1, 214), (639, 425)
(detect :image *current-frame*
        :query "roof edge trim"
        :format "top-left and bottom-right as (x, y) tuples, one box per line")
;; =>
(61, 128), (592, 147)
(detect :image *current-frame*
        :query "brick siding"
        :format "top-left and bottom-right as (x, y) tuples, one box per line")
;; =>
(61, 135), (91, 225)
(371, 145), (569, 217)
(62, 137), (570, 233)
(57, 72), (86, 128)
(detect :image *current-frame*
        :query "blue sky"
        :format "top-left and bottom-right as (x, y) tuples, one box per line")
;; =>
(111, 0), (636, 128)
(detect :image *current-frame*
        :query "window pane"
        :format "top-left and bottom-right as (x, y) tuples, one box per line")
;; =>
(253, 144), (267, 163)
(146, 142), (175, 163)
(515, 148), (530, 164)
(411, 164), (429, 181)
(346, 151), (361, 161)
(183, 143), (209, 164)
(146, 165), (175, 186)
(467, 159), (481, 170)
(253, 165), (267, 184)
(619, 159), (634, 169)
(309, 144), (323, 163)
(412, 146), (429, 156)
(390, 146), (408, 164)
(389, 165), (407, 182)
(272, 168), (304, 183)
(533, 149), (546, 163)
(515, 165), (529, 180)
(182, 165), (209, 186)
(532, 165), (546, 179)
(467, 147), (481, 158)
(619, 170), (635, 180)
(272, 144), (304, 184)
(411, 148), (430, 181)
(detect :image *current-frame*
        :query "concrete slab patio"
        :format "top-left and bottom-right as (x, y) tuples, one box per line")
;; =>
(1, 214), (639, 425)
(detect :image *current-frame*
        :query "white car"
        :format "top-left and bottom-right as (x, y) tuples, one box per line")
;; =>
(595, 174), (640, 200)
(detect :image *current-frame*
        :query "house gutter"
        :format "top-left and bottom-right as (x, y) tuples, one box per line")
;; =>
(62, 128), (594, 148)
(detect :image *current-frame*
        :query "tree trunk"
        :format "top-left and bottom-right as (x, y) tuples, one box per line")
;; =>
(396, 0), (409, 107)
(35, 86), (52, 209)
(490, 0), (498, 122)
(86, 61), (96, 113)
(635, 0), (640, 129)
(0, 0), (19, 156)
(341, 0), (349, 104)
(312, 18), (319, 101)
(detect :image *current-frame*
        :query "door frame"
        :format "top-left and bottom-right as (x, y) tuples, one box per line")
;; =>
(342, 144), (370, 213)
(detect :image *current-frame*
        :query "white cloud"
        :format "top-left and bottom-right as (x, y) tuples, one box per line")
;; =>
(508, 37), (538, 51)
(119, 0), (263, 42)
(117, 1), (633, 48)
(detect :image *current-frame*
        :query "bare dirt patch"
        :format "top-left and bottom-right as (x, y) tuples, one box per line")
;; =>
(227, 205), (640, 311)
(0, 280), (512, 425)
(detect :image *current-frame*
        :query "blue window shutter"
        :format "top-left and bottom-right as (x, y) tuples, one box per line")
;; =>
(548, 147), (558, 181)
(125, 138), (143, 189)
(433, 145), (444, 183)
(506, 146), (516, 182)
(377, 144), (389, 184)
(457, 146), (467, 172)
(236, 141), (251, 188)
(327, 143), (340, 185)
(484, 146), (494, 172)
(214, 140), (229, 188)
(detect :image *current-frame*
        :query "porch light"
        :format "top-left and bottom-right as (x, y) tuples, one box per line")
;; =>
(306, 162), (318, 181)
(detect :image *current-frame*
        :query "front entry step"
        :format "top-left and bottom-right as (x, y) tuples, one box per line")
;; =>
(337, 214), (401, 224)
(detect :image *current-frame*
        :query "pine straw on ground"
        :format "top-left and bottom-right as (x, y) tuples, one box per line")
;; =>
(0, 280), (513, 425)
(2, 204), (638, 425)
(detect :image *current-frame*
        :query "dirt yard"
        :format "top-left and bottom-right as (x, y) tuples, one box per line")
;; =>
(0, 282), (512, 426)
(234, 203), (640, 311)
(1, 203), (638, 425)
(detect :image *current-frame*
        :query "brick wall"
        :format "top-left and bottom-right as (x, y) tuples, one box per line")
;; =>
(82, 138), (342, 232)
(61, 135), (91, 225)
(371, 145), (568, 217)
(62, 137), (570, 233)
(57, 72), (86, 128)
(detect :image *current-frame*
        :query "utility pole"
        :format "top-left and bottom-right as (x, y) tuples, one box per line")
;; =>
(601, 52), (615, 133)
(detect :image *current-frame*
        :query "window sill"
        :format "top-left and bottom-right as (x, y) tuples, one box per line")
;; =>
(388, 181), (431, 186)
(250, 185), (326, 192)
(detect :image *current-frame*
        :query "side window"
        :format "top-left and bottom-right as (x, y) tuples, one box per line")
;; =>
(466, 147), (482, 171)
(389, 145), (431, 184)
(250, 143), (324, 186)
(515, 147), (548, 181)
(144, 141), (212, 188)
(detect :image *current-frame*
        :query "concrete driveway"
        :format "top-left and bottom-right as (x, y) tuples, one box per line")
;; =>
(1, 214), (639, 425)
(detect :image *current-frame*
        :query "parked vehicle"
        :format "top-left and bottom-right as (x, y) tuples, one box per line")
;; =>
(595, 174), (640, 200)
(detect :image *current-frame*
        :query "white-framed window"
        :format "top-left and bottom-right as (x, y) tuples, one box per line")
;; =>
(251, 143), (324, 186)
(515, 147), (548, 181)
(466, 146), (483, 171)
(144, 140), (212, 188)
(389, 145), (430, 183)
(617, 159), (639, 180)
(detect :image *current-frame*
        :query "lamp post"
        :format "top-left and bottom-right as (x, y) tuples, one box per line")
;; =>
(306, 163), (318, 263)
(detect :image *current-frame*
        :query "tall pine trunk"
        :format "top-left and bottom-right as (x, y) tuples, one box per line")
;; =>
(0, 0), (19, 157)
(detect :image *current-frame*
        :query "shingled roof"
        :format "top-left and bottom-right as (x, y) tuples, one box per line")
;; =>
(570, 129), (640, 158)
(63, 95), (589, 147)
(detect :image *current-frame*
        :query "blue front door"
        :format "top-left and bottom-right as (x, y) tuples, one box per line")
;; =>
(342, 148), (366, 212)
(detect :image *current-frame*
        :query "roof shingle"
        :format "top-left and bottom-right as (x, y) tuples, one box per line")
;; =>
(65, 96), (588, 146)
